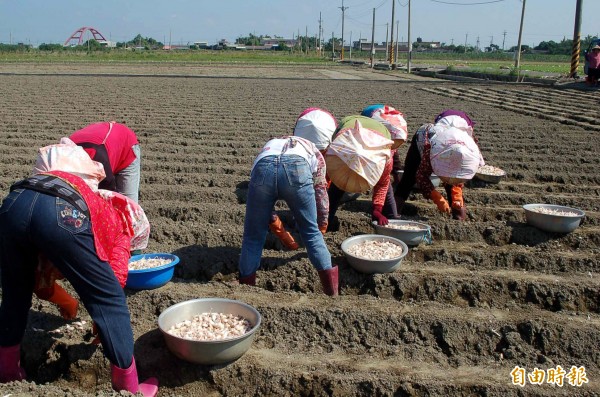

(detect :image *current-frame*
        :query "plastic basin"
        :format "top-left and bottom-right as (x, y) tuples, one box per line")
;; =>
(341, 234), (408, 274)
(126, 253), (180, 290)
(474, 171), (506, 184)
(372, 220), (432, 247)
(158, 298), (261, 365)
(522, 204), (585, 233)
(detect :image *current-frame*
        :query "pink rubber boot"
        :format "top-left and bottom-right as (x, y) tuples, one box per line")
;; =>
(239, 273), (256, 286)
(318, 266), (339, 296)
(0, 344), (26, 383)
(111, 357), (158, 397)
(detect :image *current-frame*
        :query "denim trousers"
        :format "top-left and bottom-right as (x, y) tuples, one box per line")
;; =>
(115, 144), (141, 203)
(239, 155), (332, 277)
(0, 188), (133, 368)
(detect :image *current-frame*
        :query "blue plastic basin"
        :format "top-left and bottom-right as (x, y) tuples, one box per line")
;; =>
(126, 253), (180, 290)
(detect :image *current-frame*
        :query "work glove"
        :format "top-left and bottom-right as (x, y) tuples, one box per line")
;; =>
(430, 190), (451, 214)
(449, 185), (464, 210)
(269, 215), (299, 250)
(449, 185), (466, 221)
(372, 204), (389, 225)
(319, 223), (328, 235)
(48, 283), (79, 320)
(34, 257), (79, 320)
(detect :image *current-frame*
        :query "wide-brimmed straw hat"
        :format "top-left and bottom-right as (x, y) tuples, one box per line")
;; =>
(326, 116), (393, 193)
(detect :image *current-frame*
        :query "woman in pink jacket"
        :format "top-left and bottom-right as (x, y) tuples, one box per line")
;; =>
(0, 158), (157, 395)
(70, 121), (141, 203)
(585, 44), (600, 86)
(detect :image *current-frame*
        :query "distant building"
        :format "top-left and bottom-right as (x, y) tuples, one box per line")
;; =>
(194, 41), (209, 49)
(162, 44), (190, 50)
(262, 37), (296, 48)
(98, 40), (117, 48)
(418, 41), (441, 49)
(353, 38), (440, 53)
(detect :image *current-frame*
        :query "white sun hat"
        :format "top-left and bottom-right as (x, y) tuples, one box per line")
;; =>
(429, 126), (482, 180)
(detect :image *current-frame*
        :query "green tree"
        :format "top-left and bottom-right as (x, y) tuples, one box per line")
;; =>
(39, 43), (64, 51)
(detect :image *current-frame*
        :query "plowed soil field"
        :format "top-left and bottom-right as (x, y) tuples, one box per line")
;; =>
(0, 64), (599, 396)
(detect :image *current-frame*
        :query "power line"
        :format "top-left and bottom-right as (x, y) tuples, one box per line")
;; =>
(346, 15), (387, 27)
(430, 0), (506, 5)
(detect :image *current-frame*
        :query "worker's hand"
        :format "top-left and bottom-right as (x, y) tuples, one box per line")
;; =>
(372, 204), (389, 225)
(430, 190), (451, 214)
(51, 283), (79, 320)
(269, 215), (299, 250)
(450, 185), (464, 210)
(319, 223), (328, 235)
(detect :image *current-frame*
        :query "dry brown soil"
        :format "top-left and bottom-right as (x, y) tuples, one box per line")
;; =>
(0, 63), (598, 396)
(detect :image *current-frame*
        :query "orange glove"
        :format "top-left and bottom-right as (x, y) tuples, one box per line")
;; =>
(34, 255), (78, 320)
(47, 283), (79, 320)
(450, 185), (464, 210)
(269, 215), (299, 250)
(430, 190), (450, 214)
(319, 223), (328, 235)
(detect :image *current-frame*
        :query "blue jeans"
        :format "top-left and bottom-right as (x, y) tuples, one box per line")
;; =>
(239, 155), (332, 277)
(0, 188), (133, 368)
(115, 144), (141, 203)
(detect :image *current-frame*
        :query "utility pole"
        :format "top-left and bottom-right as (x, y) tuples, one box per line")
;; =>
(502, 30), (507, 51)
(464, 33), (468, 53)
(385, 23), (389, 61)
(407, 0), (412, 73)
(389, 0), (396, 68)
(395, 20), (399, 63)
(514, 0), (526, 70)
(332, 31), (335, 60)
(569, 0), (583, 78)
(318, 12), (322, 56)
(370, 8), (376, 68)
(339, 0), (348, 60)
(305, 25), (308, 55)
(349, 31), (352, 59)
(476, 36), (480, 51)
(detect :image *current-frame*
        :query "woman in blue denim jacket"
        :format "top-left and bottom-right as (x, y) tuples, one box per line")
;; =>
(239, 135), (338, 296)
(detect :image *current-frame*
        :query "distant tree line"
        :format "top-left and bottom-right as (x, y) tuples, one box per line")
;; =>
(437, 35), (598, 54)
(3, 34), (598, 55)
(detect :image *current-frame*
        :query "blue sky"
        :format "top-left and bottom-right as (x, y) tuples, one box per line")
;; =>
(1, 0), (598, 49)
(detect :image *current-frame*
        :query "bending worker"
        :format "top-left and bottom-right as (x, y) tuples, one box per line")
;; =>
(0, 144), (158, 396)
(394, 110), (483, 220)
(70, 121), (141, 203)
(239, 132), (338, 296)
